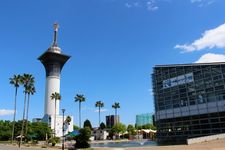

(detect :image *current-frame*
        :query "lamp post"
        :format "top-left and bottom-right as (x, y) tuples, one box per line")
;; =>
(61, 109), (65, 150)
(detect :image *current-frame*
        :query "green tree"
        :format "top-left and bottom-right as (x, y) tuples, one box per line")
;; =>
(112, 102), (120, 116)
(0, 120), (12, 141)
(20, 74), (34, 145)
(14, 120), (23, 137)
(74, 94), (86, 128)
(0, 120), (51, 141)
(127, 124), (136, 135)
(9, 74), (22, 142)
(95, 101), (104, 127)
(28, 122), (52, 140)
(73, 125), (80, 131)
(75, 127), (91, 148)
(51, 92), (61, 137)
(25, 85), (36, 136)
(100, 122), (106, 130)
(142, 123), (156, 130)
(83, 119), (92, 129)
(111, 123), (126, 139)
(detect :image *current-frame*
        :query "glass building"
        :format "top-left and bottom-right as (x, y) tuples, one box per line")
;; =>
(152, 63), (225, 145)
(135, 113), (153, 127)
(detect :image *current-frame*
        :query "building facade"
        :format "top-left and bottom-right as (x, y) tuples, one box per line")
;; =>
(152, 63), (225, 144)
(106, 115), (120, 128)
(135, 113), (153, 127)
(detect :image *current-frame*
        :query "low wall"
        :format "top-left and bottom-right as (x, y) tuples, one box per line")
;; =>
(187, 133), (225, 144)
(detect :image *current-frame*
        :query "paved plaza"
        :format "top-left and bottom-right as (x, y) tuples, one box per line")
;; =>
(0, 145), (49, 150)
(2, 139), (225, 150)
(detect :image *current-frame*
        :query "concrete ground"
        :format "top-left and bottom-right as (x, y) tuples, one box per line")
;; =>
(0, 144), (44, 150)
(2, 139), (225, 150)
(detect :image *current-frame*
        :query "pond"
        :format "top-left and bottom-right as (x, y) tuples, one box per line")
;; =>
(91, 140), (157, 148)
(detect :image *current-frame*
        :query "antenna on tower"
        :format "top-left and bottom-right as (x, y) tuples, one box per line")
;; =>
(53, 23), (59, 47)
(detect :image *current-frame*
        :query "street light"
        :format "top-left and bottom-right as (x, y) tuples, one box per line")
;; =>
(61, 109), (65, 150)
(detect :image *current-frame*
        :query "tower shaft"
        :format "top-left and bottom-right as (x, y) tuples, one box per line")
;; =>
(38, 51), (70, 116)
(45, 76), (60, 115)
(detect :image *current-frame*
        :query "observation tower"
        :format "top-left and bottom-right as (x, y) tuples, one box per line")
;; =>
(38, 24), (72, 137)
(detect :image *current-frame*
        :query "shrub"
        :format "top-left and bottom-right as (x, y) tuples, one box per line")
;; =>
(75, 127), (91, 148)
(48, 137), (60, 146)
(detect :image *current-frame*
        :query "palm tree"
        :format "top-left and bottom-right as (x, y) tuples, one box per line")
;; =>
(74, 94), (86, 128)
(95, 101), (104, 127)
(25, 85), (36, 135)
(112, 102), (120, 116)
(9, 74), (22, 142)
(20, 74), (34, 145)
(65, 116), (72, 125)
(51, 92), (61, 137)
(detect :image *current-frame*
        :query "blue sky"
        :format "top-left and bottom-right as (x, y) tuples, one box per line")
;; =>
(1, 0), (225, 127)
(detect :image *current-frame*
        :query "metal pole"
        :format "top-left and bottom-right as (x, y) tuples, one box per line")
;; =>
(61, 109), (65, 150)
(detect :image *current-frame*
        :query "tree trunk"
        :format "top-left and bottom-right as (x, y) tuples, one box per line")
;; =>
(99, 107), (101, 127)
(20, 93), (27, 146)
(25, 93), (30, 136)
(115, 108), (117, 124)
(79, 102), (81, 128)
(11, 87), (18, 143)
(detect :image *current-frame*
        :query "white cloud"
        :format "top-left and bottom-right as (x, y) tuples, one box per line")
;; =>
(81, 106), (94, 111)
(148, 88), (154, 95)
(195, 53), (225, 63)
(124, 0), (159, 11)
(125, 3), (132, 8)
(94, 109), (108, 113)
(134, 2), (141, 7)
(0, 109), (14, 116)
(191, 0), (203, 3)
(147, 0), (159, 11)
(190, 0), (215, 7)
(125, 2), (142, 8)
(175, 23), (225, 52)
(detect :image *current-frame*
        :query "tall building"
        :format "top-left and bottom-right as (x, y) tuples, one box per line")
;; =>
(106, 115), (120, 128)
(135, 113), (153, 127)
(152, 63), (225, 145)
(38, 24), (73, 137)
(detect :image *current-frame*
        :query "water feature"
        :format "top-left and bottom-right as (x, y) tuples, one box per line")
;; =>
(135, 139), (148, 145)
(91, 140), (157, 148)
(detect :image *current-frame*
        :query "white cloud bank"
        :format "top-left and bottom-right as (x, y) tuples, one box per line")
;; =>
(147, 0), (159, 11)
(175, 23), (225, 52)
(125, 0), (158, 12)
(195, 53), (225, 63)
(190, 0), (215, 7)
(94, 109), (108, 113)
(191, 0), (203, 2)
(0, 109), (14, 116)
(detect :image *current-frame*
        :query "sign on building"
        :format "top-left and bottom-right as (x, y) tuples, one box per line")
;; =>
(163, 73), (194, 89)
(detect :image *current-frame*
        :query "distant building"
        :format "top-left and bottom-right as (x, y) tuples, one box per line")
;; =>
(153, 63), (225, 145)
(32, 118), (42, 122)
(92, 128), (109, 140)
(135, 113), (153, 127)
(106, 115), (120, 128)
